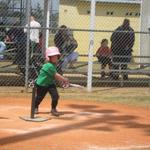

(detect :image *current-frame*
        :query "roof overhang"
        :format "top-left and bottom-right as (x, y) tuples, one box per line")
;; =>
(80, 0), (141, 4)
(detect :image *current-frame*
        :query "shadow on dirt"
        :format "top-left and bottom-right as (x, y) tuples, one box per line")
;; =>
(0, 104), (150, 146)
(0, 117), (9, 119)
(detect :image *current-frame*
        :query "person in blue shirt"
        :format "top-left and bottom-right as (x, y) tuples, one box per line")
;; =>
(0, 38), (6, 60)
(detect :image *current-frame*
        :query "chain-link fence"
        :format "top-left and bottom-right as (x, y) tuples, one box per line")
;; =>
(0, 0), (150, 91)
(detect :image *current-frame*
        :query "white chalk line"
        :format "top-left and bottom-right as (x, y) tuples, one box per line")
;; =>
(0, 124), (58, 134)
(0, 105), (29, 111)
(85, 145), (150, 150)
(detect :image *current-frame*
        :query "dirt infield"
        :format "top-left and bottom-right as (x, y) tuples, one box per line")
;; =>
(0, 93), (150, 150)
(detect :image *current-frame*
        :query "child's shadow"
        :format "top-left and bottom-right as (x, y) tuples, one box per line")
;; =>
(38, 111), (77, 120)
(38, 111), (75, 116)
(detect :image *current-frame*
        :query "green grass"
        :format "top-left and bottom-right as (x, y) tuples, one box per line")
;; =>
(59, 87), (150, 107)
(0, 87), (150, 108)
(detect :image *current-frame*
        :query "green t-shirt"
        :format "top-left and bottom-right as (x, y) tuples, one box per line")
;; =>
(36, 62), (57, 86)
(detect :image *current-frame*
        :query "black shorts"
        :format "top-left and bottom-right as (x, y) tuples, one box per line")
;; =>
(97, 56), (112, 66)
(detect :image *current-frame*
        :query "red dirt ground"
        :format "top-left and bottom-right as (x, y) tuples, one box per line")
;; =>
(0, 97), (150, 150)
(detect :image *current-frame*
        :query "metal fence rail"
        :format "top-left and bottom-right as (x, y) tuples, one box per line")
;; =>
(0, 0), (150, 91)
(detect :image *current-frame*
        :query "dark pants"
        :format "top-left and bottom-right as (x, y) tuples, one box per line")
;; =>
(97, 56), (112, 77)
(111, 55), (131, 80)
(35, 84), (59, 110)
(13, 41), (26, 65)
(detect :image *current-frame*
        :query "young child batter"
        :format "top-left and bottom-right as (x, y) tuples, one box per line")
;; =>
(34, 47), (69, 116)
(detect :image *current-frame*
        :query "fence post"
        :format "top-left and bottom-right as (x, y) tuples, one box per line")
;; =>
(25, 0), (31, 91)
(87, 0), (96, 92)
(42, 0), (51, 56)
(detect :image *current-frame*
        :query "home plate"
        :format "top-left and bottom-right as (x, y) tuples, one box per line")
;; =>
(19, 116), (49, 122)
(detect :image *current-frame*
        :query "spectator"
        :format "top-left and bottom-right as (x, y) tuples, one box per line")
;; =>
(54, 25), (67, 53)
(24, 15), (42, 79)
(5, 23), (19, 42)
(96, 39), (112, 79)
(110, 19), (135, 80)
(24, 15), (41, 56)
(54, 25), (78, 74)
(0, 38), (6, 60)
(14, 28), (27, 66)
(6, 23), (27, 65)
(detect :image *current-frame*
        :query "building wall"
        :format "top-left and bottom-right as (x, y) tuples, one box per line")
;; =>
(140, 0), (150, 63)
(59, 0), (141, 60)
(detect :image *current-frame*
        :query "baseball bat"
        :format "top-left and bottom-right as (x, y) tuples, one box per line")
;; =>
(63, 83), (84, 89)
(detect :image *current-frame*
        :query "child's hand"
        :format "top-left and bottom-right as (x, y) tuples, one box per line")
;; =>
(63, 78), (69, 85)
(62, 78), (69, 88)
(55, 73), (69, 88)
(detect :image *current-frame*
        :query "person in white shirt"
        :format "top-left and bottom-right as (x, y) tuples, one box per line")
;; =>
(24, 15), (41, 79)
(24, 15), (41, 55)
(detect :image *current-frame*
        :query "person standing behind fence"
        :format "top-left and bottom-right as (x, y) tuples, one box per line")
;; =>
(54, 25), (67, 53)
(54, 25), (67, 74)
(60, 26), (78, 70)
(96, 39), (112, 79)
(24, 15), (41, 56)
(54, 25), (78, 73)
(13, 28), (27, 67)
(110, 19), (135, 80)
(6, 23), (27, 66)
(34, 47), (69, 116)
(24, 15), (41, 79)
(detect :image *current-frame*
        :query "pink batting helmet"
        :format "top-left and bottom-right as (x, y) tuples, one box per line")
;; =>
(45, 46), (60, 60)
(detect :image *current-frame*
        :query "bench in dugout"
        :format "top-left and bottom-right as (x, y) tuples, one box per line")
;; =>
(64, 54), (150, 74)
(1, 52), (150, 86)
(0, 51), (44, 80)
(111, 55), (150, 76)
(63, 54), (150, 86)
(1, 53), (150, 76)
